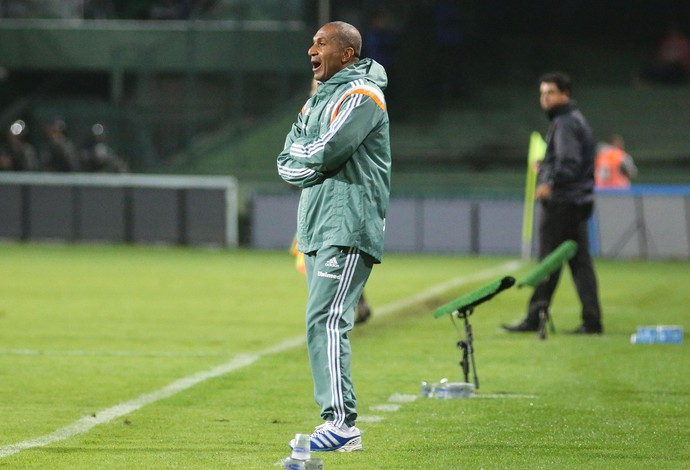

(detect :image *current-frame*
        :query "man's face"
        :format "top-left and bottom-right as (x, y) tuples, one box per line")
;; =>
(308, 25), (348, 82)
(539, 81), (569, 111)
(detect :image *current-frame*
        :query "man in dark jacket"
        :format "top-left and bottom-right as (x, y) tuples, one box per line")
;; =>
(503, 72), (603, 334)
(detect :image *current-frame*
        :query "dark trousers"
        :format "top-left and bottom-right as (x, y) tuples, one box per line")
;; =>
(527, 201), (602, 328)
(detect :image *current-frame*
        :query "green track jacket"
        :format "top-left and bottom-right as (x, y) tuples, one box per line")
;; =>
(277, 59), (391, 262)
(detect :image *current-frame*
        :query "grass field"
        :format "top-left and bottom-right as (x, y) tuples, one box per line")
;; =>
(1, 243), (688, 469)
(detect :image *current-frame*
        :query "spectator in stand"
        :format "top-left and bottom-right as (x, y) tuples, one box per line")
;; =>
(0, 120), (38, 171)
(84, 0), (115, 19)
(363, 9), (400, 114)
(432, 0), (465, 100)
(639, 23), (690, 85)
(363, 10), (399, 75)
(80, 123), (129, 173)
(42, 118), (79, 172)
(595, 134), (637, 189)
(149, 0), (195, 19)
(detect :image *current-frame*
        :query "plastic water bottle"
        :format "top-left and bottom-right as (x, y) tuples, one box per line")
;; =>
(420, 381), (434, 398)
(290, 433), (311, 461)
(656, 326), (683, 343)
(630, 325), (683, 344)
(435, 378), (449, 399)
(445, 382), (475, 399)
(305, 458), (323, 470)
(283, 457), (305, 470)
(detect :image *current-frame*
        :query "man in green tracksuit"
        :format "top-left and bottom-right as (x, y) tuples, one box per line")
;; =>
(278, 21), (391, 453)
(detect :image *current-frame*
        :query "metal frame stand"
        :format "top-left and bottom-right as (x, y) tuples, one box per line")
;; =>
(435, 275), (515, 391)
(453, 307), (479, 389)
(537, 305), (556, 340)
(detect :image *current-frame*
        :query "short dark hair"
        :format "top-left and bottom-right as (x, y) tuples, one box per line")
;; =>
(539, 71), (572, 95)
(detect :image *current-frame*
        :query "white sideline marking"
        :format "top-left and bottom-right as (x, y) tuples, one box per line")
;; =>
(0, 349), (230, 358)
(388, 393), (418, 403)
(0, 261), (522, 460)
(357, 415), (385, 423)
(473, 394), (538, 399)
(369, 404), (400, 412)
(0, 337), (304, 459)
(373, 260), (524, 318)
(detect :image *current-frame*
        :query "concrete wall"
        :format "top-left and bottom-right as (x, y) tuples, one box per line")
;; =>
(592, 186), (690, 259)
(252, 186), (690, 260)
(0, 173), (238, 246)
(250, 193), (530, 256)
(2, 176), (687, 259)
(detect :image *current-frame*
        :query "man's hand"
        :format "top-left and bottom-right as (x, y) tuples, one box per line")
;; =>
(535, 183), (552, 200)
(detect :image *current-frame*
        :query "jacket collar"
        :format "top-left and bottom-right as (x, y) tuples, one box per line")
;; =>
(546, 101), (575, 120)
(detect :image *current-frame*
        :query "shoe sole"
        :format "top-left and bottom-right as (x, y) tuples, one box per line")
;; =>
(311, 436), (363, 453)
(501, 327), (538, 333)
(355, 310), (371, 324)
(335, 437), (363, 452)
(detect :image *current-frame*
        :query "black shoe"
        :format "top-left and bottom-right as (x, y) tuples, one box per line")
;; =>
(501, 320), (539, 332)
(570, 325), (603, 335)
(355, 298), (372, 325)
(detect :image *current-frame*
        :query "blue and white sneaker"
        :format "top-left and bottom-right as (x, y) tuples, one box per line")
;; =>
(290, 421), (363, 452)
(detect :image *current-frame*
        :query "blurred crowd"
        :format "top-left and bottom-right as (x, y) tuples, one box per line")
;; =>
(0, 0), (211, 20)
(638, 22), (690, 86)
(0, 0), (301, 21)
(0, 118), (128, 173)
(335, 0), (466, 118)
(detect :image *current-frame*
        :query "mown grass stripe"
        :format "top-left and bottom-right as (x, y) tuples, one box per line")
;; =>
(0, 262), (520, 459)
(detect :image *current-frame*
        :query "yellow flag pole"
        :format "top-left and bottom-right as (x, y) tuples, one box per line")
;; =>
(521, 131), (546, 260)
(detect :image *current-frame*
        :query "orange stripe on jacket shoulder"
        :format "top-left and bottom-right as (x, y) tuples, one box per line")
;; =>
(330, 88), (386, 124)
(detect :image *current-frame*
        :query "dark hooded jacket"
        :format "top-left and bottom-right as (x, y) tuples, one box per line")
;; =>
(539, 102), (596, 205)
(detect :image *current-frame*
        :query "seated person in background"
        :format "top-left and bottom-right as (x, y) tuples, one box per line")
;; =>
(42, 118), (79, 172)
(0, 120), (38, 171)
(595, 134), (637, 189)
(80, 123), (129, 173)
(639, 23), (690, 85)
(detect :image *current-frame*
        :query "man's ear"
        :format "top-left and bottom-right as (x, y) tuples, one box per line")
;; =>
(342, 47), (355, 63)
